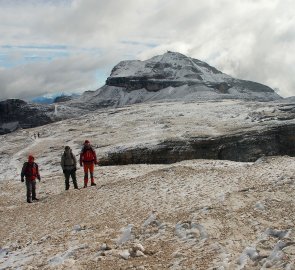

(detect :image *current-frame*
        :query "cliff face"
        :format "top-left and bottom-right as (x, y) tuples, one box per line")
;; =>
(0, 99), (26, 119)
(100, 123), (295, 165)
(0, 99), (54, 134)
(106, 76), (190, 91)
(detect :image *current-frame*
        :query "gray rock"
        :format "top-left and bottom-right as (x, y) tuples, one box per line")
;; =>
(0, 99), (53, 134)
(99, 123), (295, 165)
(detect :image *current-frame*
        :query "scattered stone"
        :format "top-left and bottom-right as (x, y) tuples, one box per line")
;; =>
(142, 211), (158, 227)
(38, 235), (51, 244)
(48, 256), (64, 266)
(133, 243), (145, 253)
(255, 202), (265, 210)
(119, 250), (131, 260)
(99, 251), (106, 256)
(100, 243), (112, 251)
(135, 250), (146, 257)
(266, 229), (290, 239)
(117, 224), (134, 245)
(172, 251), (183, 258)
(129, 243), (146, 258)
(73, 225), (82, 232)
(136, 266), (146, 270)
(0, 248), (8, 259)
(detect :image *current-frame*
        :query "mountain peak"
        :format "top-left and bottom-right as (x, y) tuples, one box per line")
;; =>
(151, 50), (189, 61)
(108, 51), (227, 86)
(102, 51), (282, 103)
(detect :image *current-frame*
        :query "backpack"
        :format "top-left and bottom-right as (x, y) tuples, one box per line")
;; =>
(80, 146), (96, 162)
(22, 162), (38, 180)
(61, 150), (77, 169)
(63, 151), (75, 161)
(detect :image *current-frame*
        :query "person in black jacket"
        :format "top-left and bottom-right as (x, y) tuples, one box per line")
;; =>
(21, 155), (41, 203)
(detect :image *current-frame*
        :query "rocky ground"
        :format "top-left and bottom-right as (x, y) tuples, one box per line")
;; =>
(0, 156), (295, 269)
(0, 100), (294, 269)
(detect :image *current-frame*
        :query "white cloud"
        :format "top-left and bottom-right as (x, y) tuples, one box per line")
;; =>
(0, 0), (295, 99)
(0, 53), (103, 100)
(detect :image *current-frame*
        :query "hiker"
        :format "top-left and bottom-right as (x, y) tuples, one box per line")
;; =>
(80, 140), (98, 188)
(37, 132), (40, 138)
(21, 155), (41, 203)
(61, 146), (78, 190)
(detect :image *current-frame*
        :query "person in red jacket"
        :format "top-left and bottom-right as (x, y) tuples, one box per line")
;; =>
(80, 140), (98, 188)
(21, 155), (41, 203)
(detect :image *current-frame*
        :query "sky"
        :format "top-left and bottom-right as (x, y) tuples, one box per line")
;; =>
(0, 0), (295, 101)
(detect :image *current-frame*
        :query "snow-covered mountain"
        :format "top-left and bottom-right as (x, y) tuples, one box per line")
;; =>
(71, 51), (281, 109)
(109, 50), (230, 83)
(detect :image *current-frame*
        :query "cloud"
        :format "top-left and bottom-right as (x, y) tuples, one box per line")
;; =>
(0, 53), (104, 100)
(0, 0), (295, 99)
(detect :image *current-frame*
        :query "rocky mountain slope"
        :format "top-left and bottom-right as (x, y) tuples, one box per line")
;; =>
(107, 51), (274, 95)
(71, 51), (282, 109)
(0, 99), (294, 269)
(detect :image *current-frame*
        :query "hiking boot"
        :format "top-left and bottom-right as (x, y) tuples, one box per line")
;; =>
(91, 182), (96, 186)
(27, 200), (32, 203)
(32, 198), (39, 201)
(84, 185), (87, 188)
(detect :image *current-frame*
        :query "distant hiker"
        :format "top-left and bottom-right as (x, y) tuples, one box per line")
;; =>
(37, 132), (40, 138)
(61, 146), (78, 190)
(80, 140), (98, 188)
(21, 155), (41, 203)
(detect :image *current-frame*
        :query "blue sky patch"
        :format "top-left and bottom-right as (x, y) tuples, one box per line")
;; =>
(0, 44), (100, 68)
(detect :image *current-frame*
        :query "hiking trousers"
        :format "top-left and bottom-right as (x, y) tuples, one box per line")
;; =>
(83, 162), (95, 186)
(26, 179), (36, 202)
(64, 169), (78, 190)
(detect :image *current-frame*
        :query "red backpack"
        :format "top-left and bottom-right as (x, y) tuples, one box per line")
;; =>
(80, 146), (97, 163)
(23, 162), (38, 180)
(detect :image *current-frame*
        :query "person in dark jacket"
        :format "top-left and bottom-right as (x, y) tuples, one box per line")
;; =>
(80, 140), (98, 188)
(61, 146), (78, 190)
(21, 155), (41, 203)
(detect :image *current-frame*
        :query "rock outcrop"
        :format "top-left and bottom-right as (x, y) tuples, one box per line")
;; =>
(100, 123), (295, 165)
(53, 95), (73, 103)
(0, 99), (54, 134)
